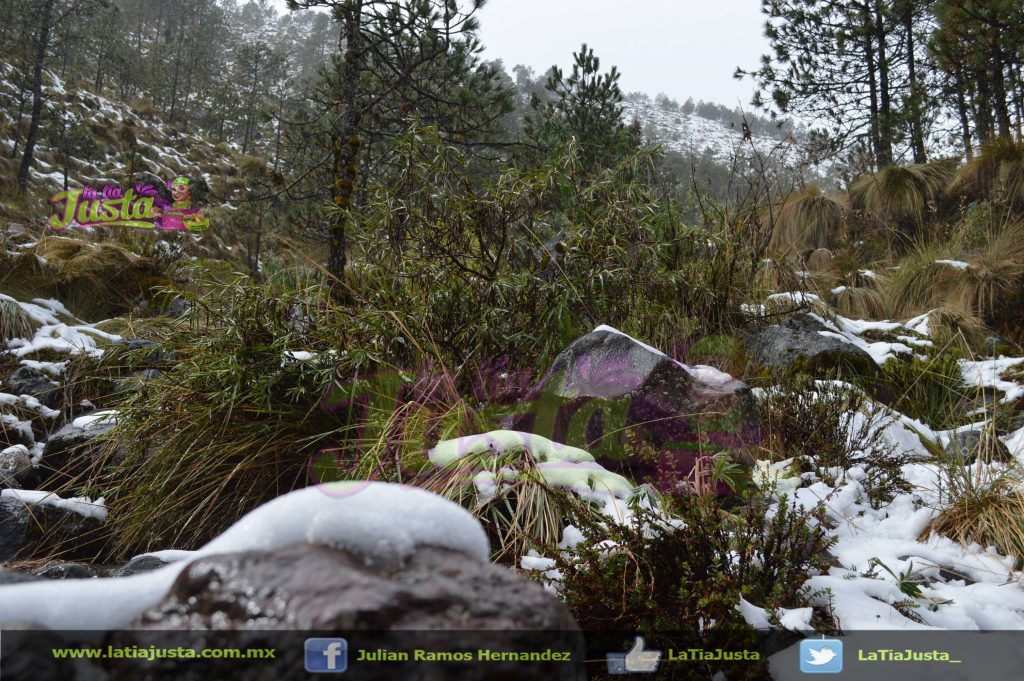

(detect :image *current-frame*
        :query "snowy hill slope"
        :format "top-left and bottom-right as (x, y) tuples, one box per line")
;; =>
(623, 95), (833, 180)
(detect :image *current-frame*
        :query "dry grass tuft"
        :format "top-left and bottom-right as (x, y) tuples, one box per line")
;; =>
(850, 161), (956, 241)
(949, 138), (1024, 212)
(0, 297), (36, 343)
(772, 185), (846, 253)
(923, 466), (1024, 569)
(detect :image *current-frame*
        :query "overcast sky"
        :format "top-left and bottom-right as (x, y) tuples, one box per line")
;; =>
(477, 0), (769, 107)
(273, 0), (770, 107)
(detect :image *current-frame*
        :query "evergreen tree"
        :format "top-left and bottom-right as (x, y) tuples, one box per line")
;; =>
(738, 0), (936, 168)
(286, 0), (513, 293)
(526, 43), (638, 172)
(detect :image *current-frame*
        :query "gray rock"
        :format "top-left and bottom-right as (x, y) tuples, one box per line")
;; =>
(944, 428), (1012, 465)
(110, 554), (169, 577)
(743, 313), (881, 378)
(0, 414), (35, 450)
(3, 366), (62, 409)
(118, 543), (583, 681)
(38, 418), (115, 489)
(34, 561), (97, 579)
(508, 327), (759, 492)
(0, 443), (35, 488)
(110, 338), (159, 352)
(103, 338), (168, 369)
(0, 497), (106, 562)
(136, 293), (188, 318)
(805, 248), (835, 271)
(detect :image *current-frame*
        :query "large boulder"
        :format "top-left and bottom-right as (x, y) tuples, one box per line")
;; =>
(112, 543), (583, 681)
(38, 415), (115, 489)
(0, 496), (105, 562)
(508, 326), (759, 491)
(742, 313), (881, 378)
(3, 366), (62, 410)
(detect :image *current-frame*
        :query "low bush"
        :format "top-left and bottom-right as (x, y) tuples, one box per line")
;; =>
(546, 494), (834, 678)
(757, 375), (912, 507)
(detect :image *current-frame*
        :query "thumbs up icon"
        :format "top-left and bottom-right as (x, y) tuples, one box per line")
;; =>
(607, 636), (662, 674)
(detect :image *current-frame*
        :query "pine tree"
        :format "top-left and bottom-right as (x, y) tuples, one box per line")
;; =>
(737, 0), (936, 168)
(287, 0), (512, 294)
(525, 43), (638, 172)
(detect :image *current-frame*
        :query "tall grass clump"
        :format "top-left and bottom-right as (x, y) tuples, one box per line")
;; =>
(882, 221), (1024, 343)
(923, 446), (1024, 569)
(88, 274), (348, 557)
(879, 345), (972, 430)
(0, 296), (35, 343)
(949, 138), (1024, 213)
(771, 185), (846, 253)
(849, 161), (956, 243)
(1, 236), (168, 319)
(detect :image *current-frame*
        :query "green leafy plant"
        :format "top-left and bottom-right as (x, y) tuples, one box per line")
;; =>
(543, 494), (834, 678)
(757, 375), (913, 507)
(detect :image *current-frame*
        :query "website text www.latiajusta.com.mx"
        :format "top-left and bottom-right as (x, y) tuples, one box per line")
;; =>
(51, 645), (276, 661)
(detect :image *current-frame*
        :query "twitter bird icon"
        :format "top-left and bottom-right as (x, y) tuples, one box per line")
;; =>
(799, 638), (843, 674)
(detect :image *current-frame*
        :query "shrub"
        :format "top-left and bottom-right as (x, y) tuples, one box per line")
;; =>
(547, 495), (833, 678)
(757, 375), (912, 507)
(343, 126), (771, 375)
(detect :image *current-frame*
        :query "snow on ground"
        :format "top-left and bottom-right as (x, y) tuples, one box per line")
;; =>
(789, 461), (1024, 630)
(2, 292), (121, 359)
(960, 357), (1024, 404)
(0, 482), (489, 629)
(70, 410), (117, 429)
(0, 489), (107, 522)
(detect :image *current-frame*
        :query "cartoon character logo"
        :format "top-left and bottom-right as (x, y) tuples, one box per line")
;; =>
(152, 176), (209, 232)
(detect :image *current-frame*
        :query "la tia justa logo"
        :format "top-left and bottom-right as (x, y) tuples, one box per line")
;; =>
(49, 176), (210, 232)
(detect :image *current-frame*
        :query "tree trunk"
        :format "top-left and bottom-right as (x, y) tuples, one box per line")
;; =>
(954, 66), (973, 159)
(17, 0), (56, 191)
(991, 56), (1012, 139)
(327, 2), (365, 297)
(872, 0), (893, 166)
(860, 2), (883, 167)
(904, 3), (926, 163)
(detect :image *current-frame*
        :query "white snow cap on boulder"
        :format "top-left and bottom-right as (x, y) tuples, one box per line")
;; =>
(592, 324), (738, 387)
(0, 482), (489, 630)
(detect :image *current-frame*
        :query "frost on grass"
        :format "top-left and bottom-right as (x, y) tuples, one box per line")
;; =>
(0, 482), (488, 629)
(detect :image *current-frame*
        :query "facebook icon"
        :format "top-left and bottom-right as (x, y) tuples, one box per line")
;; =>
(305, 638), (348, 673)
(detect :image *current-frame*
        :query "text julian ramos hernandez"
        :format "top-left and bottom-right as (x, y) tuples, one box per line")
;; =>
(356, 648), (572, 662)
